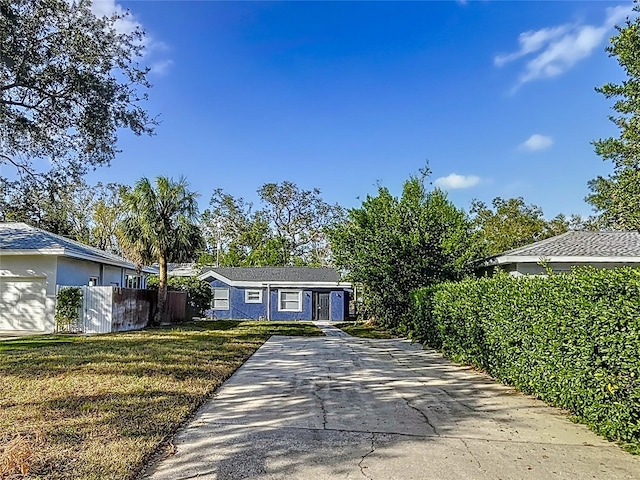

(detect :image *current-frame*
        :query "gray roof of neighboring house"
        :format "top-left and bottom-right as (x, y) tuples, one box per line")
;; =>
(201, 266), (342, 283)
(0, 222), (156, 272)
(167, 263), (199, 277)
(487, 231), (640, 263)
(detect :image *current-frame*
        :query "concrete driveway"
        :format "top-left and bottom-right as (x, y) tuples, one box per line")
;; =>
(143, 323), (640, 480)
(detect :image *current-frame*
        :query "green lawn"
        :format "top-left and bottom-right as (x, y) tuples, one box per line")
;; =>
(0, 321), (323, 479)
(333, 322), (399, 339)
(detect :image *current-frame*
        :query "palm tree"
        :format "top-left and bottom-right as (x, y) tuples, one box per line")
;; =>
(118, 176), (203, 324)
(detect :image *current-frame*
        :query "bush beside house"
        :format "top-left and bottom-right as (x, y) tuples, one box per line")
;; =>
(54, 287), (83, 333)
(147, 276), (212, 319)
(410, 267), (640, 452)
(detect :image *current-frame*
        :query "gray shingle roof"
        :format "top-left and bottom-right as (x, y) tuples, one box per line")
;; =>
(0, 222), (155, 271)
(494, 231), (640, 258)
(203, 266), (341, 283)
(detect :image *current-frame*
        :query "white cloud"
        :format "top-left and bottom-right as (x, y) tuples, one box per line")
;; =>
(521, 134), (554, 151)
(89, 0), (173, 75)
(150, 60), (174, 76)
(494, 25), (571, 67)
(495, 4), (635, 90)
(90, 0), (142, 37)
(434, 173), (481, 190)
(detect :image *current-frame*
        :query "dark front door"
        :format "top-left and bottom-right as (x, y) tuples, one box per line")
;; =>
(313, 292), (330, 321)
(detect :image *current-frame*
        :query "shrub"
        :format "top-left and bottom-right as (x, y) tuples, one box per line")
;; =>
(410, 267), (640, 452)
(146, 276), (212, 316)
(55, 287), (83, 333)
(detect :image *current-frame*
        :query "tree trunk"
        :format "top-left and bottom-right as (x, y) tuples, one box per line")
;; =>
(155, 255), (167, 325)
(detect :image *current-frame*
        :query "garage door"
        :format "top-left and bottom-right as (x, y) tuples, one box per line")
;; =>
(0, 278), (47, 331)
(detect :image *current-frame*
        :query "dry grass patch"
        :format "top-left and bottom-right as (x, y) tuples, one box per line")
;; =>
(0, 321), (322, 479)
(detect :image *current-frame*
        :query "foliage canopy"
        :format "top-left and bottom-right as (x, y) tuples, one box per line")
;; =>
(588, 4), (640, 230)
(328, 172), (479, 329)
(470, 197), (569, 256)
(0, 0), (155, 181)
(201, 181), (343, 267)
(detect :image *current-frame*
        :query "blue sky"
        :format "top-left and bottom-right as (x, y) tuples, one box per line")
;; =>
(84, 0), (634, 219)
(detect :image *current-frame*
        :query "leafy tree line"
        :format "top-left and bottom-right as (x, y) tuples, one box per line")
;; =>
(200, 181), (344, 267)
(0, 176), (128, 254)
(326, 172), (603, 328)
(470, 197), (599, 257)
(2, 172), (591, 270)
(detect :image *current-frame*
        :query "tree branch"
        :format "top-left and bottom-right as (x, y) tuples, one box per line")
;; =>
(0, 153), (43, 183)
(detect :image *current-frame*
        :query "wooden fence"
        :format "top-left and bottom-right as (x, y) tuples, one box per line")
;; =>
(62, 286), (187, 334)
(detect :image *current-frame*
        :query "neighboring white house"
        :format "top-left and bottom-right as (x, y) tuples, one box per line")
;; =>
(481, 231), (640, 276)
(0, 222), (156, 332)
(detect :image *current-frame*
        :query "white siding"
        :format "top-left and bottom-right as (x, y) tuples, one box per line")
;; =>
(0, 255), (57, 331)
(0, 278), (46, 331)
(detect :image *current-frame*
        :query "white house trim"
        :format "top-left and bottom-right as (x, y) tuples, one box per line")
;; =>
(197, 270), (349, 289)
(1, 248), (157, 273)
(486, 255), (640, 266)
(244, 289), (263, 303)
(278, 289), (302, 312)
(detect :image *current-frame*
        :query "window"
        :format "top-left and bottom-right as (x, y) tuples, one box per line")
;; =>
(88, 277), (99, 286)
(125, 275), (141, 289)
(245, 289), (263, 303)
(279, 290), (302, 312)
(213, 288), (230, 310)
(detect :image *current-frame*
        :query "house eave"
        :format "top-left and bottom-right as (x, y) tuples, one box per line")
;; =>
(0, 248), (65, 256)
(1, 248), (156, 274)
(198, 270), (351, 288)
(484, 255), (640, 266)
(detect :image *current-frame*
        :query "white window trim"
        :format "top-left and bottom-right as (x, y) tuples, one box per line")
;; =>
(213, 288), (230, 310)
(125, 274), (141, 289)
(244, 289), (263, 303)
(278, 290), (302, 312)
(88, 276), (99, 286)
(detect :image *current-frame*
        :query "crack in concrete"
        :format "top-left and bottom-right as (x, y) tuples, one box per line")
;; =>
(404, 397), (440, 436)
(312, 384), (328, 429)
(383, 351), (477, 413)
(174, 467), (217, 479)
(460, 437), (483, 471)
(358, 432), (376, 479)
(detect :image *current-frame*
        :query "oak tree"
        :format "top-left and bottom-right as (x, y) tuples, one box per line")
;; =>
(1, 0), (155, 181)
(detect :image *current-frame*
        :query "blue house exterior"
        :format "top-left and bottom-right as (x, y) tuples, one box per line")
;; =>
(199, 267), (351, 321)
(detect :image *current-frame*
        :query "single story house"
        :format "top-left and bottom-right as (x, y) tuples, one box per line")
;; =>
(198, 267), (351, 321)
(481, 231), (640, 276)
(0, 222), (155, 332)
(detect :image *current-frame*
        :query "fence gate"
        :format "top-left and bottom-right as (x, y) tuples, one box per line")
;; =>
(82, 286), (113, 334)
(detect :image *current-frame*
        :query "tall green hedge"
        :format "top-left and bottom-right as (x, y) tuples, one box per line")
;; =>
(411, 267), (640, 452)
